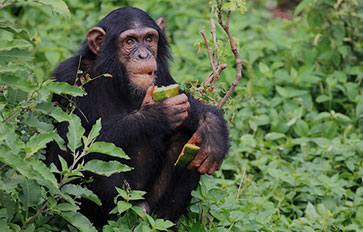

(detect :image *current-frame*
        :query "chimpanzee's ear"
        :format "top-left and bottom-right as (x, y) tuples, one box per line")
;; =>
(87, 27), (106, 55)
(155, 17), (166, 31)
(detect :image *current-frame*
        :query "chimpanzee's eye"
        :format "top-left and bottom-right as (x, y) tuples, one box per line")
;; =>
(126, 38), (135, 45)
(145, 36), (153, 43)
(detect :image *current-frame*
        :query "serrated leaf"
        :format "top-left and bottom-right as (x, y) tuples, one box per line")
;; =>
(29, 158), (58, 188)
(35, 102), (71, 122)
(61, 184), (101, 206)
(45, 81), (85, 97)
(83, 160), (132, 177)
(26, 132), (55, 156)
(19, 179), (41, 209)
(85, 119), (101, 146)
(58, 211), (97, 232)
(67, 114), (85, 153)
(0, 75), (36, 92)
(116, 201), (132, 214)
(88, 142), (129, 160)
(0, 146), (36, 178)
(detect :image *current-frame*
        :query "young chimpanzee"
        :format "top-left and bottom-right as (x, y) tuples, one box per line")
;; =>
(47, 7), (229, 226)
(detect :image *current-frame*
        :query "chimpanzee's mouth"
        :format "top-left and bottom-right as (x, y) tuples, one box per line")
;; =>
(130, 71), (154, 79)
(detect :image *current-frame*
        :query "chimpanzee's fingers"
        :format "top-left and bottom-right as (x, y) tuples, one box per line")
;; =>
(165, 93), (188, 105)
(187, 152), (207, 170)
(142, 85), (155, 105)
(206, 162), (219, 175)
(197, 158), (214, 175)
(187, 131), (202, 145)
(170, 102), (190, 114)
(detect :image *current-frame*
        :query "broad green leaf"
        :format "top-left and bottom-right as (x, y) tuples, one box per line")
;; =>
(54, 203), (80, 212)
(265, 132), (286, 140)
(116, 201), (132, 214)
(67, 114), (85, 153)
(29, 158), (58, 188)
(19, 179), (41, 209)
(0, 49), (33, 63)
(0, 20), (33, 44)
(276, 86), (309, 98)
(7, 88), (28, 105)
(88, 142), (129, 160)
(154, 219), (174, 230)
(35, 102), (71, 122)
(58, 211), (97, 232)
(0, 65), (26, 74)
(25, 132), (55, 156)
(293, 120), (309, 137)
(83, 160), (132, 177)
(305, 202), (318, 220)
(34, 0), (71, 17)
(0, 146), (36, 178)
(0, 192), (17, 222)
(45, 81), (86, 97)
(61, 184), (101, 206)
(0, 76), (36, 92)
(0, 39), (32, 51)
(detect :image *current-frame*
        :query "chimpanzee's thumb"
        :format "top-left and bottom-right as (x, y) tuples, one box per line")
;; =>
(142, 85), (155, 105)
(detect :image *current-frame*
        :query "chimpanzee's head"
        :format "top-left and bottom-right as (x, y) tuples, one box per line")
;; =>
(80, 7), (170, 96)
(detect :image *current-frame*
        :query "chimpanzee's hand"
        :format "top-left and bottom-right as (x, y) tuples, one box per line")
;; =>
(141, 86), (190, 129)
(186, 112), (227, 175)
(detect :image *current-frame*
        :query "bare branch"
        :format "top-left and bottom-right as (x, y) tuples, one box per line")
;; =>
(210, 18), (218, 67)
(200, 27), (216, 78)
(216, 3), (243, 109)
(205, 63), (227, 86)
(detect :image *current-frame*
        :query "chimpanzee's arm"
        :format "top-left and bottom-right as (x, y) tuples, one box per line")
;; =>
(181, 95), (229, 174)
(98, 102), (173, 147)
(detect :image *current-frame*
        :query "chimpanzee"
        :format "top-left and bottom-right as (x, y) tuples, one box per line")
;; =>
(47, 7), (229, 227)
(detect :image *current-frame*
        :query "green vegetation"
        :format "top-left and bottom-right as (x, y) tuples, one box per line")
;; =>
(0, 0), (362, 231)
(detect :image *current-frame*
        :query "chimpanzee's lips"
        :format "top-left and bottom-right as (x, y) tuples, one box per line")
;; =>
(130, 71), (154, 79)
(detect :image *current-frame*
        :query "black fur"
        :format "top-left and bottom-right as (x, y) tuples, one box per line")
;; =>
(47, 7), (229, 227)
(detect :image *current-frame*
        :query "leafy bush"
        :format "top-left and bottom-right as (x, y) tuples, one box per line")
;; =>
(0, 0), (362, 231)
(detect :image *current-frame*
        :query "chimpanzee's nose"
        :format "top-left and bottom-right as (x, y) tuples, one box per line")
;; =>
(138, 48), (150, 60)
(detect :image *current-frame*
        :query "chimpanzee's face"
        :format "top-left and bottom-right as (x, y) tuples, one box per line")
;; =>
(118, 26), (159, 91)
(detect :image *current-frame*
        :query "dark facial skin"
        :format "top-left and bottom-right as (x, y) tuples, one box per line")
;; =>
(118, 27), (159, 90)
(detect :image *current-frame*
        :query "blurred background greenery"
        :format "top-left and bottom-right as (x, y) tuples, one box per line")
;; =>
(0, 0), (362, 231)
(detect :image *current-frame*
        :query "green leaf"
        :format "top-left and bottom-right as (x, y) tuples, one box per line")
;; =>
(265, 132), (286, 140)
(294, 0), (313, 16)
(154, 219), (174, 230)
(88, 142), (129, 160)
(19, 179), (41, 209)
(84, 118), (102, 146)
(0, 219), (12, 232)
(61, 184), (101, 206)
(29, 158), (58, 188)
(0, 49), (33, 63)
(0, 39), (32, 52)
(25, 132), (55, 156)
(83, 160), (132, 177)
(34, 0), (71, 17)
(58, 211), (97, 232)
(0, 76), (36, 92)
(45, 81), (86, 97)
(293, 120), (309, 137)
(67, 114), (85, 153)
(0, 146), (36, 178)
(35, 102), (71, 122)
(276, 86), (309, 98)
(305, 202), (318, 220)
(116, 201), (132, 214)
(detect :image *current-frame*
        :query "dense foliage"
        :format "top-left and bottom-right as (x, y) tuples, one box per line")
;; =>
(0, 0), (362, 231)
